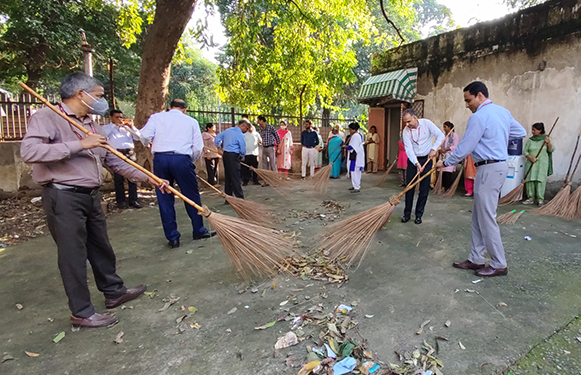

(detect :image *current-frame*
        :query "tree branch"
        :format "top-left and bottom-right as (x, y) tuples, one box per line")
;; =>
(379, 0), (405, 46)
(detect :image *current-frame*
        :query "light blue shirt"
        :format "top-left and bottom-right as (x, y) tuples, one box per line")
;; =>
(444, 99), (526, 166)
(140, 109), (203, 160)
(102, 123), (141, 150)
(214, 126), (246, 157)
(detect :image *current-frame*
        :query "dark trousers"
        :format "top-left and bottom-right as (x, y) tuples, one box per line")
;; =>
(42, 187), (127, 318)
(241, 154), (259, 184)
(442, 171), (454, 190)
(153, 153), (207, 241)
(113, 173), (138, 205)
(223, 151), (244, 198)
(404, 156), (433, 219)
(205, 157), (219, 185)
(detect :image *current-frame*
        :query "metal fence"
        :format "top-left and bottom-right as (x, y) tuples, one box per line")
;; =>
(0, 93), (366, 141)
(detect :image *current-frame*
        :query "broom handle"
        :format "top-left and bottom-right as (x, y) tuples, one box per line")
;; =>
(406, 130), (451, 188)
(204, 145), (223, 155)
(198, 175), (226, 196)
(18, 82), (207, 214)
(397, 164), (438, 199)
(522, 117), (559, 181)
(564, 123), (581, 183)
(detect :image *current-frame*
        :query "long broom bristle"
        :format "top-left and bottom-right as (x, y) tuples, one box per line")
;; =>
(432, 169), (444, 196)
(442, 165), (465, 198)
(497, 210), (516, 224)
(536, 183), (572, 217)
(224, 195), (275, 227)
(562, 185), (581, 219)
(320, 200), (397, 268)
(374, 158), (398, 187)
(499, 182), (525, 205)
(309, 164), (333, 195)
(250, 168), (293, 196)
(205, 209), (295, 280)
(509, 210), (525, 224)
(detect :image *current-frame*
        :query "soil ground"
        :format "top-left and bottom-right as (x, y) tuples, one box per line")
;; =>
(1, 173), (581, 375)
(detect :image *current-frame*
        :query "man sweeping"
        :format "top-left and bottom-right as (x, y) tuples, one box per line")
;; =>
(214, 119), (250, 199)
(437, 81), (526, 277)
(401, 108), (445, 224)
(20, 72), (169, 327)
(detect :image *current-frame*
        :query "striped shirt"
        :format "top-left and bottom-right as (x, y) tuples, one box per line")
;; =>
(259, 124), (280, 147)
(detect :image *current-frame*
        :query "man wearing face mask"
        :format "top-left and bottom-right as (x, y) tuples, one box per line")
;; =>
(20, 72), (170, 328)
(140, 99), (216, 249)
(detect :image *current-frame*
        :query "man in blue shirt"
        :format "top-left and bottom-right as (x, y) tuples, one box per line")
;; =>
(301, 119), (320, 178)
(102, 109), (142, 209)
(215, 119), (250, 199)
(437, 81), (526, 277)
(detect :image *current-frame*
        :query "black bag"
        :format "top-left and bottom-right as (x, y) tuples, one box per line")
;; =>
(349, 150), (357, 161)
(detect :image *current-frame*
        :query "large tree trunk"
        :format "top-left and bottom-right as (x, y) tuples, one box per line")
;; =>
(133, 0), (197, 169)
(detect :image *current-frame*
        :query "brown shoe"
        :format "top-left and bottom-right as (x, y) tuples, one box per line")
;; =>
(453, 260), (485, 270)
(71, 313), (117, 328)
(105, 284), (147, 308)
(475, 266), (508, 277)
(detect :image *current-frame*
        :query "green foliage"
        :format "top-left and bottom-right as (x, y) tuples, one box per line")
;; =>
(216, 0), (374, 116)
(503, 0), (546, 9)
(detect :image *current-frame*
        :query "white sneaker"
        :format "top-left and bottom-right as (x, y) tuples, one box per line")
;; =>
(522, 199), (534, 205)
(538, 200), (545, 207)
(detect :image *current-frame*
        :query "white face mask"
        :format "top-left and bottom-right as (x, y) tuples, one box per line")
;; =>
(81, 91), (109, 116)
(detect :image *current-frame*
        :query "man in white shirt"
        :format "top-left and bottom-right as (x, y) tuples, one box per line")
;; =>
(401, 108), (445, 224)
(102, 109), (142, 209)
(140, 99), (215, 248)
(242, 124), (262, 185)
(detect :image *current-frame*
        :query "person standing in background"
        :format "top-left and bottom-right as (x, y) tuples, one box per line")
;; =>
(257, 115), (280, 171)
(202, 123), (221, 186)
(276, 120), (293, 177)
(214, 119), (249, 199)
(102, 109), (142, 209)
(345, 122), (365, 192)
(300, 119), (319, 179)
(242, 124), (262, 185)
(522, 122), (555, 207)
(365, 126), (380, 173)
(439, 121), (460, 190)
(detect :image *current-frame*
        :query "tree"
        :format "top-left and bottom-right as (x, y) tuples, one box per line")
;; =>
(0, 0), (132, 90)
(215, 0), (374, 122)
(504, 0), (546, 9)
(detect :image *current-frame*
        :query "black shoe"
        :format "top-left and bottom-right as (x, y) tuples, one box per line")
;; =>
(414, 217), (422, 224)
(401, 216), (410, 223)
(117, 202), (128, 209)
(242, 182), (248, 186)
(194, 230), (217, 240)
(129, 201), (142, 209)
(168, 238), (180, 248)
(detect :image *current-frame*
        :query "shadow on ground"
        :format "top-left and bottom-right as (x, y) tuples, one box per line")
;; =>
(1, 173), (580, 374)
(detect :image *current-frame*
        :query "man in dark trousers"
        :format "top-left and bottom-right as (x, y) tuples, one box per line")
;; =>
(401, 108), (445, 224)
(20, 72), (169, 327)
(437, 81), (526, 277)
(214, 119), (250, 198)
(140, 99), (216, 249)
(102, 109), (142, 209)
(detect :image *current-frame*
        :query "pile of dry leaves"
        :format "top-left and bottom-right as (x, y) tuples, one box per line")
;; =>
(279, 251), (348, 285)
(288, 200), (349, 223)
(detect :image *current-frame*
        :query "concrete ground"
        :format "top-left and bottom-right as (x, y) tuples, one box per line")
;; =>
(1, 173), (581, 375)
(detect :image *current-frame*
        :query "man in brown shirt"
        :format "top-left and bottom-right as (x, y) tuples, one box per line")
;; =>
(20, 72), (169, 328)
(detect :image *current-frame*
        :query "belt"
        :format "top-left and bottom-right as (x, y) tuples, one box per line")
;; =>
(154, 151), (177, 155)
(45, 182), (100, 196)
(474, 159), (505, 167)
(263, 145), (274, 148)
(117, 148), (133, 153)
(304, 146), (315, 149)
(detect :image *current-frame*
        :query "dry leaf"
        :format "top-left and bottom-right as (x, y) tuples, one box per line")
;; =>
(445, 320), (451, 327)
(188, 306), (197, 312)
(416, 320), (431, 335)
(365, 314), (374, 319)
(459, 341), (466, 350)
(15, 304), (23, 310)
(498, 302), (508, 307)
(297, 360), (321, 375)
(25, 351), (39, 357)
(227, 307), (237, 315)
(190, 323), (201, 329)
(114, 332), (124, 344)
(280, 300), (289, 306)
(274, 331), (299, 349)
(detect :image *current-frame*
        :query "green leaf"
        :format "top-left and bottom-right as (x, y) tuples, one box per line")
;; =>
(53, 331), (65, 343)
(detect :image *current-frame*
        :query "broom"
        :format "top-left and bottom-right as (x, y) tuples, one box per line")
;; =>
(562, 184), (581, 220)
(373, 158), (398, 187)
(442, 164), (465, 198)
(497, 209), (525, 225)
(309, 142), (344, 195)
(240, 161), (292, 189)
(536, 128), (581, 217)
(432, 169), (444, 195)
(19, 82), (294, 279)
(320, 164), (437, 268)
(197, 176), (275, 227)
(499, 118), (560, 205)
